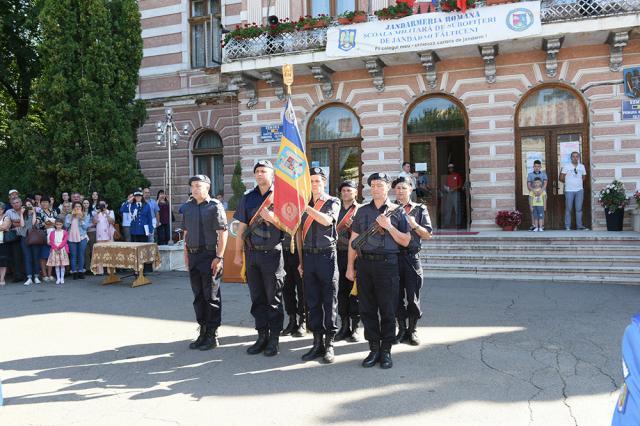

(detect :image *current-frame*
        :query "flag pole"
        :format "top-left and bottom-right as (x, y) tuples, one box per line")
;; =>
(282, 64), (295, 253)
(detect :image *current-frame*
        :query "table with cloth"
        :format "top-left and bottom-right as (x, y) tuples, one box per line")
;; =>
(90, 242), (161, 287)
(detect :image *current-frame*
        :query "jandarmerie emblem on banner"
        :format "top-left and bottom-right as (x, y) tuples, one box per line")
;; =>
(282, 64), (294, 95)
(338, 29), (356, 51)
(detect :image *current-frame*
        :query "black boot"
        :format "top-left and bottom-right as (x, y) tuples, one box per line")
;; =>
(334, 316), (350, 341)
(247, 330), (269, 355)
(301, 332), (325, 361)
(281, 315), (297, 336)
(323, 334), (335, 364)
(407, 316), (420, 346)
(362, 340), (381, 368)
(263, 334), (279, 357)
(380, 349), (393, 369)
(199, 327), (219, 350)
(188, 325), (207, 349)
(347, 317), (361, 343)
(394, 318), (407, 345)
(292, 315), (306, 338)
(78, 272), (85, 279)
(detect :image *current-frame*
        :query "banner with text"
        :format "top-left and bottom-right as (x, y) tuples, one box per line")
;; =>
(326, 2), (541, 58)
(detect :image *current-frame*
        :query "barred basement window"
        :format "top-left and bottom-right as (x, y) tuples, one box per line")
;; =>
(190, 0), (222, 68)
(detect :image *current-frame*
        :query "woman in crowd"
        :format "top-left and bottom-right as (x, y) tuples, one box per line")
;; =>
(65, 201), (90, 280)
(156, 190), (171, 245)
(93, 200), (115, 275)
(90, 192), (100, 215)
(0, 202), (11, 285)
(83, 198), (96, 274)
(22, 198), (44, 285)
(121, 189), (153, 272)
(38, 197), (57, 282)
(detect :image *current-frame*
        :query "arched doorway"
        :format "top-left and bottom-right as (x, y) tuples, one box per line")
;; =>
(192, 131), (224, 196)
(306, 104), (362, 196)
(515, 84), (590, 230)
(404, 95), (469, 230)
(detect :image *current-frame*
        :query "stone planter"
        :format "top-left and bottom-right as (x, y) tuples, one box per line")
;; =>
(632, 210), (640, 232)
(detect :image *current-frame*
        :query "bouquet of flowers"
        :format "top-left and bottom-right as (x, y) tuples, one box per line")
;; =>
(495, 210), (523, 228)
(598, 180), (629, 214)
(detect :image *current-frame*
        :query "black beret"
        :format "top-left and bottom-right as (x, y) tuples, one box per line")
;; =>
(189, 174), (211, 185)
(392, 176), (413, 188)
(253, 160), (274, 172)
(367, 172), (391, 186)
(310, 167), (326, 178)
(338, 180), (357, 191)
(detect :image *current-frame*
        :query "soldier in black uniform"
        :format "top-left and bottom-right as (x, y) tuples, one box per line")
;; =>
(281, 232), (306, 337)
(392, 176), (432, 346)
(233, 160), (285, 357)
(182, 175), (228, 351)
(335, 180), (361, 342)
(296, 167), (340, 364)
(346, 173), (411, 369)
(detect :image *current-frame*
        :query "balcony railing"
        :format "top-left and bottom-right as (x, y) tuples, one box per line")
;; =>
(223, 0), (640, 63)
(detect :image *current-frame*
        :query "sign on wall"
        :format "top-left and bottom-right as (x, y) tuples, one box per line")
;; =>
(622, 99), (640, 120)
(260, 124), (283, 142)
(326, 1), (541, 59)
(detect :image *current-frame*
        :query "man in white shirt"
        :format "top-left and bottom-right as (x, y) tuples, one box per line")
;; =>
(560, 151), (588, 231)
(398, 162), (417, 201)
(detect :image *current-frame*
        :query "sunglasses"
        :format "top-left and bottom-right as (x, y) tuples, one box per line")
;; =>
(573, 168), (578, 175)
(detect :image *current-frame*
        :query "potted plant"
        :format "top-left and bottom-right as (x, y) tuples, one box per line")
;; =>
(598, 180), (629, 231)
(267, 18), (296, 36)
(375, 1), (414, 19)
(296, 15), (317, 30)
(337, 11), (354, 25)
(352, 10), (368, 23)
(440, 0), (476, 12)
(224, 23), (264, 45)
(495, 209), (523, 231)
(314, 14), (331, 28)
(633, 190), (640, 232)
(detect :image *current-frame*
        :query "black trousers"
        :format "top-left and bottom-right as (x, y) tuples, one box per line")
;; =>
(131, 234), (152, 273)
(188, 251), (222, 329)
(397, 253), (423, 320)
(282, 249), (304, 316)
(157, 224), (171, 245)
(8, 238), (25, 280)
(246, 248), (285, 334)
(356, 256), (399, 350)
(337, 249), (359, 318)
(303, 250), (338, 334)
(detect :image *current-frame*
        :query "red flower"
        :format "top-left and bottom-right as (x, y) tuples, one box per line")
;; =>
(397, 0), (415, 7)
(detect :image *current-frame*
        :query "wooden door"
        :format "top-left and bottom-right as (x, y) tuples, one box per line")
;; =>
(516, 127), (590, 229)
(407, 137), (438, 226)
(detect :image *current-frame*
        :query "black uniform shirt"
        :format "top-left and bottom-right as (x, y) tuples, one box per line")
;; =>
(351, 198), (409, 254)
(397, 201), (432, 251)
(233, 185), (283, 249)
(182, 197), (227, 249)
(337, 202), (358, 251)
(301, 192), (340, 249)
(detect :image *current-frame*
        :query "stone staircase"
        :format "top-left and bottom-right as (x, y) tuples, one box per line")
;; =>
(421, 231), (640, 284)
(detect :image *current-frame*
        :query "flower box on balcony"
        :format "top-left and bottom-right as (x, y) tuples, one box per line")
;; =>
(439, 0), (476, 12)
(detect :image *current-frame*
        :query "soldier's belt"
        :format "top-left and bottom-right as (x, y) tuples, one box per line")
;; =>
(303, 246), (335, 254)
(359, 252), (397, 261)
(246, 244), (281, 252)
(186, 246), (217, 254)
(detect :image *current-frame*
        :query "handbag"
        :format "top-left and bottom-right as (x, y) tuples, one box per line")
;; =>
(1, 215), (18, 243)
(26, 226), (47, 246)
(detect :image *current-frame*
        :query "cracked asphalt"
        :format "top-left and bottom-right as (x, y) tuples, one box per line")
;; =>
(0, 272), (637, 425)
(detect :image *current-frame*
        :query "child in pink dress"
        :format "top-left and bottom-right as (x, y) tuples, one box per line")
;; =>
(47, 218), (70, 285)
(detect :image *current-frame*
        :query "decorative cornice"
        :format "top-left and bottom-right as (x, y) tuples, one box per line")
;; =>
(419, 51), (440, 89)
(542, 37), (563, 78)
(607, 31), (629, 72)
(479, 45), (498, 84)
(310, 65), (335, 99)
(365, 58), (386, 92)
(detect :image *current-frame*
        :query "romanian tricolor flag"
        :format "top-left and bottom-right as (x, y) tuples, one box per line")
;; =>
(273, 97), (311, 237)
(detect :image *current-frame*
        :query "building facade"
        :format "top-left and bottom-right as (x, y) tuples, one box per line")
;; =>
(137, 0), (640, 231)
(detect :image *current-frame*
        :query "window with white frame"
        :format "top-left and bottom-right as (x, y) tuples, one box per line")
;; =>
(190, 0), (222, 68)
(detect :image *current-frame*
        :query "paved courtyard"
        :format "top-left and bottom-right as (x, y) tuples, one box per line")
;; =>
(0, 272), (637, 425)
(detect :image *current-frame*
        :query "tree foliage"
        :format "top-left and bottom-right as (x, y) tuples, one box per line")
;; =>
(35, 0), (148, 205)
(228, 161), (246, 211)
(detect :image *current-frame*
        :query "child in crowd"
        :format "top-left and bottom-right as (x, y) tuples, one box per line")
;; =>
(47, 218), (69, 285)
(529, 177), (547, 232)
